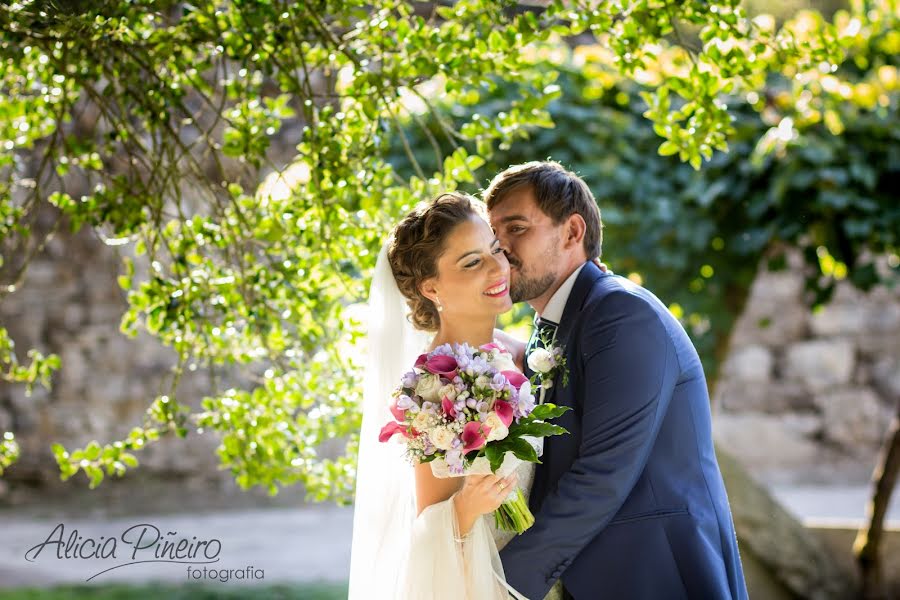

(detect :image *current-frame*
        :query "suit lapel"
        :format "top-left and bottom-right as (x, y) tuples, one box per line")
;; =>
(529, 261), (608, 512)
(538, 260), (606, 407)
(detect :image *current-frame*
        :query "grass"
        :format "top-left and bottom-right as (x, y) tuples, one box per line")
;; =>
(0, 582), (348, 599)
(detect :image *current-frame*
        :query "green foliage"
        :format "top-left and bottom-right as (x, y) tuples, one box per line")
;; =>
(0, 326), (60, 393)
(0, 431), (18, 476)
(1, 0), (565, 498)
(52, 424), (158, 488)
(0, 0), (892, 501)
(389, 2), (898, 377)
(1, 326), (58, 471)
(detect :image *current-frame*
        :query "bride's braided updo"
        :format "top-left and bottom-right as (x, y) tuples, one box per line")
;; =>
(388, 192), (488, 332)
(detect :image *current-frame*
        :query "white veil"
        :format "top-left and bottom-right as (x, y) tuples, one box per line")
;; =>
(348, 237), (432, 599)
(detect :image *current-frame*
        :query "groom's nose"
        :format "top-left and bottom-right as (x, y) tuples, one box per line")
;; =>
(503, 249), (521, 270)
(496, 234), (511, 255)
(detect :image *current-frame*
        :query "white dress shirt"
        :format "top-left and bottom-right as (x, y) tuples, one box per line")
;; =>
(536, 263), (586, 324)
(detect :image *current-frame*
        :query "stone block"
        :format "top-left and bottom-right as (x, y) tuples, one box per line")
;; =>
(814, 387), (892, 451)
(722, 344), (773, 382)
(785, 339), (855, 392)
(712, 413), (822, 470)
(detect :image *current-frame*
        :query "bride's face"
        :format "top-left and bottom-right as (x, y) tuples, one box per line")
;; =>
(421, 214), (512, 320)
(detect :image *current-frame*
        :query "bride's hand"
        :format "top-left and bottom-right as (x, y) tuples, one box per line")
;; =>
(592, 257), (613, 274)
(492, 329), (526, 371)
(456, 473), (518, 517)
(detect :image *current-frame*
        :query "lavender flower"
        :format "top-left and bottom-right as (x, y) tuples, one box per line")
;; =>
(444, 449), (464, 474)
(400, 371), (418, 389)
(490, 373), (507, 392)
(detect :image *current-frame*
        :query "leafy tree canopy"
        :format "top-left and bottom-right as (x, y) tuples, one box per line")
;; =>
(0, 0), (894, 501)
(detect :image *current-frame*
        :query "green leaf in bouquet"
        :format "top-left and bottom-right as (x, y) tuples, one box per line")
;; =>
(485, 443), (505, 473)
(419, 453), (438, 464)
(503, 437), (540, 464)
(528, 403), (572, 420)
(510, 421), (569, 439)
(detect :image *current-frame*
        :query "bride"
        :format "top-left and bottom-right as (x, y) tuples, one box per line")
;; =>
(347, 192), (563, 599)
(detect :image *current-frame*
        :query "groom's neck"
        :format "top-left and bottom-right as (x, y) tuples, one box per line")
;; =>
(528, 258), (586, 317)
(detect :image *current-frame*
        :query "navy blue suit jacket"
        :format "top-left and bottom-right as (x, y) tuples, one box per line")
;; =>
(500, 261), (749, 600)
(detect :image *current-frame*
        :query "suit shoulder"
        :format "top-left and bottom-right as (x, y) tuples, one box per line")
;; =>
(583, 276), (665, 321)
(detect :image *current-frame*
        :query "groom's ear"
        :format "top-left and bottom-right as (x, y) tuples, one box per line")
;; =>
(562, 213), (587, 250)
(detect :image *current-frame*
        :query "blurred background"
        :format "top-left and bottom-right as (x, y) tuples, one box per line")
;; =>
(0, 0), (897, 598)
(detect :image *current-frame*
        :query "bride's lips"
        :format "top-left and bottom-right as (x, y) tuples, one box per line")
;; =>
(483, 279), (509, 298)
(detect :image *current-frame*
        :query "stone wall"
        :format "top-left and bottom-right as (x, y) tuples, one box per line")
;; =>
(0, 215), (230, 505)
(712, 251), (900, 484)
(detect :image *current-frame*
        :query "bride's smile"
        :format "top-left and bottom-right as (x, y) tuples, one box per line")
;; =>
(483, 280), (508, 297)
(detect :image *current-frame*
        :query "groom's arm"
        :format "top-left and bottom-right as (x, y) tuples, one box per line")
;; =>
(499, 290), (679, 598)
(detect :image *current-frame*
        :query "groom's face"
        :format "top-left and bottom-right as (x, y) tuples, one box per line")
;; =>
(488, 186), (563, 304)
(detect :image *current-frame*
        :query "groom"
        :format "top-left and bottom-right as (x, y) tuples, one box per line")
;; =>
(485, 161), (749, 600)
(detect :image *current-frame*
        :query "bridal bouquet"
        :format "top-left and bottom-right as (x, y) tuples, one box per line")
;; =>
(379, 341), (570, 533)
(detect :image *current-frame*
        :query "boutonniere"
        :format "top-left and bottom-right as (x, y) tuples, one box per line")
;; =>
(527, 332), (569, 404)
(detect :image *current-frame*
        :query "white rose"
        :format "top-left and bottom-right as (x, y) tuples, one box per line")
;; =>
(483, 412), (509, 441)
(475, 375), (491, 388)
(438, 383), (457, 401)
(415, 373), (443, 402)
(429, 426), (457, 451)
(488, 353), (517, 373)
(412, 410), (432, 432)
(527, 348), (555, 374)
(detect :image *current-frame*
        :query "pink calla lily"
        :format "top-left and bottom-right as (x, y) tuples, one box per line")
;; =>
(461, 421), (491, 452)
(493, 400), (514, 427)
(502, 370), (528, 390)
(379, 421), (407, 443)
(479, 342), (505, 353)
(389, 398), (407, 422)
(441, 396), (457, 419)
(425, 354), (459, 379)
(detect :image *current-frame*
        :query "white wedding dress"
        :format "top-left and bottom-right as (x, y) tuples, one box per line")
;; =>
(348, 241), (565, 600)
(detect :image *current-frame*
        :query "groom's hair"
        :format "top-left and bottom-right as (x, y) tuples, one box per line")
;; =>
(483, 161), (602, 260)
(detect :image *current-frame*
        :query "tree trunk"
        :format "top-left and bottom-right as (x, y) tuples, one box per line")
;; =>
(853, 399), (900, 600)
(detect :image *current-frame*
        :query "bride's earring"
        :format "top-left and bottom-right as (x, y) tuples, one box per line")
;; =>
(435, 295), (443, 312)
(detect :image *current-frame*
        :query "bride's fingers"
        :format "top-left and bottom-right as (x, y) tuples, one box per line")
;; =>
(475, 475), (504, 493)
(468, 474), (495, 486)
(491, 474), (517, 494)
(498, 474), (516, 486)
(463, 474), (495, 491)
